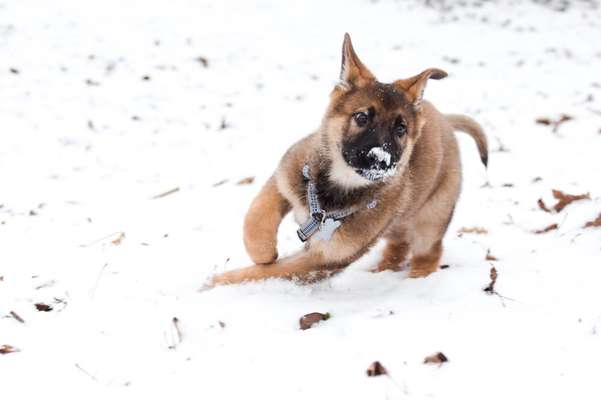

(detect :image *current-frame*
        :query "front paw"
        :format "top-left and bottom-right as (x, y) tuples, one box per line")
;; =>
(245, 241), (278, 265)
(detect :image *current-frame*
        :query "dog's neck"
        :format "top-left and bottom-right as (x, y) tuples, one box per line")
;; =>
(311, 159), (382, 211)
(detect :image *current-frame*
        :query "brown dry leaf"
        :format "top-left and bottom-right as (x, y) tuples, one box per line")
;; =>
(551, 189), (590, 212)
(34, 303), (53, 312)
(536, 114), (574, 133)
(111, 232), (125, 245)
(458, 227), (488, 237)
(196, 56), (209, 68)
(485, 250), (498, 261)
(535, 117), (552, 126)
(537, 198), (551, 213)
(236, 176), (255, 185)
(299, 312), (330, 330)
(424, 352), (449, 364)
(584, 213), (601, 228)
(0, 345), (20, 355)
(533, 223), (559, 234)
(484, 267), (498, 294)
(366, 361), (388, 377)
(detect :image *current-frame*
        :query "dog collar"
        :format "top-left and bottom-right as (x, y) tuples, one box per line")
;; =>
(296, 164), (377, 242)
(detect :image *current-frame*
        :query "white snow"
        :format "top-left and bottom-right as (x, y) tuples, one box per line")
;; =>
(2, 1), (601, 399)
(368, 146), (392, 167)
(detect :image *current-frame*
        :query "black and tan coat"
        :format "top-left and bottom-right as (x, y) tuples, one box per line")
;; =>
(210, 34), (487, 286)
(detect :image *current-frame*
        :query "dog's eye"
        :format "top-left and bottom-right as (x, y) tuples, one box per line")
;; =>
(353, 112), (369, 127)
(394, 118), (407, 137)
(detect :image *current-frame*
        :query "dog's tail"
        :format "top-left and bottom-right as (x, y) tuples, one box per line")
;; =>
(445, 114), (488, 167)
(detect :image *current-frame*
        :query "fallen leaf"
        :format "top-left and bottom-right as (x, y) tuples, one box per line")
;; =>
(584, 213), (601, 228)
(34, 303), (53, 312)
(196, 56), (209, 68)
(299, 312), (330, 330)
(0, 345), (20, 355)
(536, 114), (573, 133)
(111, 232), (125, 245)
(366, 361), (388, 377)
(236, 176), (255, 185)
(485, 250), (498, 261)
(458, 227), (488, 236)
(537, 198), (551, 212)
(533, 223), (559, 234)
(551, 189), (590, 212)
(424, 352), (449, 364)
(484, 267), (498, 294)
(535, 117), (552, 126)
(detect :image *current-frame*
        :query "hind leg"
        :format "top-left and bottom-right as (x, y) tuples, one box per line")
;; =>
(409, 238), (443, 278)
(409, 176), (460, 278)
(373, 225), (411, 272)
(409, 197), (457, 278)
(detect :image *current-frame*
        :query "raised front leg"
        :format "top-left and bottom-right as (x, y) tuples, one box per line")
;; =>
(243, 176), (291, 264)
(211, 205), (390, 287)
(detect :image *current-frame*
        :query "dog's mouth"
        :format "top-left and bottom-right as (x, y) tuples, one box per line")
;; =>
(354, 165), (398, 181)
(353, 146), (398, 181)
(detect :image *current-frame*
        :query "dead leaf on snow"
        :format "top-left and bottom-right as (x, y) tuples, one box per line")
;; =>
(533, 223), (559, 234)
(366, 361), (388, 377)
(424, 352), (449, 364)
(236, 176), (255, 185)
(484, 267), (498, 294)
(551, 189), (590, 212)
(0, 345), (20, 355)
(535, 114), (573, 133)
(458, 227), (488, 237)
(535, 117), (552, 126)
(196, 56), (209, 68)
(111, 232), (125, 245)
(299, 312), (330, 330)
(485, 249), (498, 261)
(537, 198), (551, 212)
(583, 213), (601, 228)
(34, 303), (53, 312)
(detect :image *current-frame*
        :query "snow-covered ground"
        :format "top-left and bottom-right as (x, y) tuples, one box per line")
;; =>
(1, 0), (601, 398)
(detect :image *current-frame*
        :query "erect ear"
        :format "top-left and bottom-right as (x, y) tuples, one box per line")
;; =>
(394, 68), (447, 110)
(338, 33), (375, 89)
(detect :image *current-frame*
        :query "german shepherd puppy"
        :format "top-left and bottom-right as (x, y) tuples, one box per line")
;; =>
(210, 33), (487, 286)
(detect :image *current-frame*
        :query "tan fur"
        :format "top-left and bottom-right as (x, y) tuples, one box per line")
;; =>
(210, 34), (487, 287)
(445, 114), (488, 166)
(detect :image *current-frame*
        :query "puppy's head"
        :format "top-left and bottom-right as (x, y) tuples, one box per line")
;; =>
(321, 33), (447, 188)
